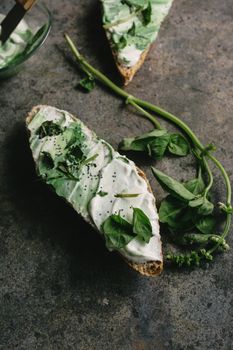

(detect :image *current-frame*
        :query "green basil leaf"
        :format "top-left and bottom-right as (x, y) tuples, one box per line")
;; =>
(168, 133), (190, 156)
(133, 208), (152, 243)
(159, 196), (195, 231)
(38, 151), (54, 176)
(118, 137), (146, 151)
(147, 133), (170, 159)
(36, 121), (63, 139)
(197, 198), (214, 216)
(79, 76), (95, 92)
(135, 129), (168, 140)
(118, 129), (167, 152)
(102, 214), (135, 249)
(195, 215), (216, 234)
(159, 196), (187, 225)
(184, 172), (205, 195)
(142, 1), (152, 25)
(66, 144), (85, 164)
(189, 196), (205, 208)
(151, 167), (196, 201)
(116, 35), (127, 49)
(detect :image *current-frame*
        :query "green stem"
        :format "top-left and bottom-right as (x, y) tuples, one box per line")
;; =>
(208, 154), (232, 205)
(64, 33), (232, 254)
(127, 98), (162, 129)
(202, 157), (214, 196)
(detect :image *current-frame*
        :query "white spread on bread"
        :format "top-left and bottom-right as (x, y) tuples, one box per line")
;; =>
(28, 106), (162, 264)
(102, 0), (174, 68)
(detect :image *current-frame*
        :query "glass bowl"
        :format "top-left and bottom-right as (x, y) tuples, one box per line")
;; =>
(0, 2), (52, 79)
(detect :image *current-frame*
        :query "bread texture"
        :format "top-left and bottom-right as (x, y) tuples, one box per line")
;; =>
(114, 46), (150, 86)
(26, 105), (163, 277)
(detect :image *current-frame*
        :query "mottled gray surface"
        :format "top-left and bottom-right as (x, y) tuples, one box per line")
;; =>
(0, 0), (233, 349)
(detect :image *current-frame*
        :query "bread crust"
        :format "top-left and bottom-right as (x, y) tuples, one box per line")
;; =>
(114, 46), (151, 86)
(26, 105), (163, 276)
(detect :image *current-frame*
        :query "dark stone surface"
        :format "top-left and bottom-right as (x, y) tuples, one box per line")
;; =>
(0, 0), (233, 349)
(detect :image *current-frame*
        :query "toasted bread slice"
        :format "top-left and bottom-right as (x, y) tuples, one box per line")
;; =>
(114, 46), (150, 86)
(101, 0), (174, 85)
(26, 105), (163, 276)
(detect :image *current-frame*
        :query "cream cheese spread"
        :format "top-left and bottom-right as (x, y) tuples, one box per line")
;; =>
(28, 106), (162, 263)
(102, 0), (174, 68)
(0, 14), (34, 69)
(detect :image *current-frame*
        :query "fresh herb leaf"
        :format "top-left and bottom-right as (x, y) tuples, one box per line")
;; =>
(36, 121), (63, 139)
(66, 144), (85, 164)
(119, 129), (167, 152)
(119, 130), (190, 160)
(152, 167), (196, 201)
(184, 168), (205, 195)
(116, 35), (127, 50)
(168, 134), (190, 156)
(132, 207), (153, 243)
(197, 197), (214, 216)
(195, 215), (216, 234)
(188, 196), (205, 208)
(97, 191), (108, 197)
(82, 153), (98, 165)
(38, 151), (54, 177)
(79, 76), (95, 92)
(141, 1), (152, 25)
(102, 214), (135, 250)
(159, 196), (187, 225)
(159, 196), (195, 231)
(147, 133), (170, 159)
(128, 22), (136, 36)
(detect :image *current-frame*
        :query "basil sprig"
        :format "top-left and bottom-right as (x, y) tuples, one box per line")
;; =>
(64, 34), (232, 268)
(151, 166), (229, 262)
(102, 208), (153, 250)
(119, 129), (189, 160)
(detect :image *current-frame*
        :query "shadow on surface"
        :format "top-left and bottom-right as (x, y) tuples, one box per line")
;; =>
(81, 2), (122, 84)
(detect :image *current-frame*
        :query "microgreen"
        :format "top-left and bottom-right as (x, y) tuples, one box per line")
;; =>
(64, 34), (232, 268)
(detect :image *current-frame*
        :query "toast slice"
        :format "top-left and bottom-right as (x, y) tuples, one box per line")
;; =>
(101, 0), (174, 85)
(26, 105), (163, 276)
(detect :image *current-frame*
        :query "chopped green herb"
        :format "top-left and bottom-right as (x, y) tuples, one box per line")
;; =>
(141, 1), (152, 26)
(36, 121), (63, 139)
(79, 76), (96, 92)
